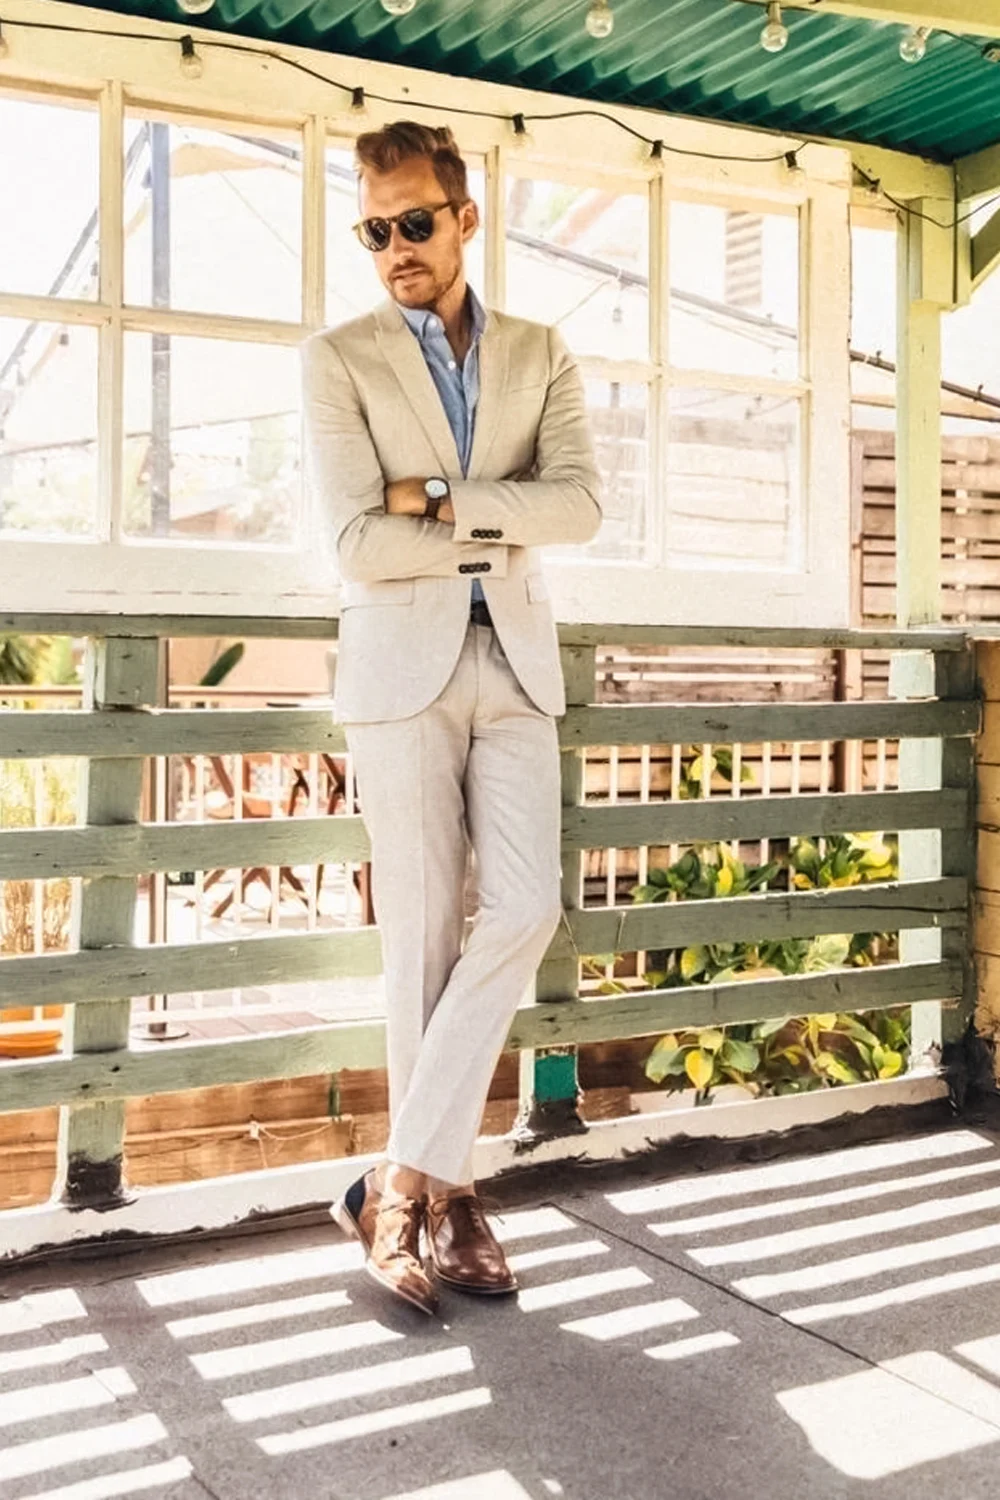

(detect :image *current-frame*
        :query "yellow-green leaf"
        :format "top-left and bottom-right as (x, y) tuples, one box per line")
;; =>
(680, 945), (708, 981)
(699, 1028), (725, 1052)
(685, 1049), (715, 1089)
(878, 1049), (904, 1078)
(716, 865), (734, 896)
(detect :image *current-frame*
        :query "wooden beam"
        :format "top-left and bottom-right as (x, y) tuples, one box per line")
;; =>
(0, 928), (383, 1008)
(0, 615), (967, 652)
(557, 624), (966, 652)
(509, 959), (962, 1050)
(0, 815), (370, 882)
(569, 876), (967, 954)
(56, 637), (158, 1210)
(849, 145), (955, 205)
(0, 708), (346, 759)
(559, 699), (979, 750)
(0, 1020), (387, 1115)
(0, 959), (959, 1115)
(0, 613), (340, 641)
(562, 789), (969, 852)
(792, 0), (1000, 38)
(0, 697), (978, 761)
(957, 144), (1000, 204)
(972, 207), (1000, 292)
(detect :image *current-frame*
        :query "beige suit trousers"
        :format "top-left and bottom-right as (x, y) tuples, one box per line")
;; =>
(345, 621), (562, 1187)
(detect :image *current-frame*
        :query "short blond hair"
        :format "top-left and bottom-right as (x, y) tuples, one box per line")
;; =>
(354, 121), (469, 204)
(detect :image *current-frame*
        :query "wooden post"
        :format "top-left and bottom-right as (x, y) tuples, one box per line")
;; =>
(54, 635), (159, 1209)
(515, 642), (596, 1144)
(893, 198), (956, 1067)
(974, 638), (1000, 1077)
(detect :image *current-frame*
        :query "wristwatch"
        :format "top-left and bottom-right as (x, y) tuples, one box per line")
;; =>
(423, 476), (450, 521)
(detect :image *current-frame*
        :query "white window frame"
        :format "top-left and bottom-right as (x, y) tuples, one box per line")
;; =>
(0, 0), (851, 624)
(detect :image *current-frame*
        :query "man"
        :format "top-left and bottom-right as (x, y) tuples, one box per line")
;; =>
(301, 121), (601, 1317)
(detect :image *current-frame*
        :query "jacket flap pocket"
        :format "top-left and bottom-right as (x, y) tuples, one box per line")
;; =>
(340, 579), (415, 608)
(526, 574), (549, 603)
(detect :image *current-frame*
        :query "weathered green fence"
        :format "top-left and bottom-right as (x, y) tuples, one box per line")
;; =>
(0, 615), (978, 1213)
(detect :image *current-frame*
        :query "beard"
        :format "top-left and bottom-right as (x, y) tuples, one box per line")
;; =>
(389, 253), (462, 310)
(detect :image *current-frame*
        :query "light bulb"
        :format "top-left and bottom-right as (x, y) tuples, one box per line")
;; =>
(760, 2), (788, 52)
(179, 35), (203, 79)
(585, 1), (614, 38)
(350, 87), (367, 116)
(511, 113), (533, 151)
(177, 0), (215, 14)
(381, 0), (417, 14)
(899, 25), (929, 62)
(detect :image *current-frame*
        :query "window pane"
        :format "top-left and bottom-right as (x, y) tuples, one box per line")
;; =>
(667, 388), (801, 570)
(0, 95), (99, 301)
(552, 378), (646, 562)
(506, 178), (648, 360)
(123, 335), (299, 542)
(670, 203), (799, 380)
(326, 146), (485, 325)
(124, 118), (303, 322)
(0, 318), (98, 537)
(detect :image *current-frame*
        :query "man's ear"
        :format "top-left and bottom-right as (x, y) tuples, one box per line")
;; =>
(460, 199), (480, 244)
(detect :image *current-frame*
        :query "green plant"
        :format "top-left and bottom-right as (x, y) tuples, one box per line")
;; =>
(645, 1007), (910, 1101)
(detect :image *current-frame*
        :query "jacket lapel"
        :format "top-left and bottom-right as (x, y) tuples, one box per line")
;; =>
(374, 300), (462, 478)
(468, 310), (509, 481)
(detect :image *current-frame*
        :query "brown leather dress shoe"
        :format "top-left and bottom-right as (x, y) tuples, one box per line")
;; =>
(330, 1169), (380, 1252)
(426, 1193), (518, 1295)
(367, 1195), (439, 1316)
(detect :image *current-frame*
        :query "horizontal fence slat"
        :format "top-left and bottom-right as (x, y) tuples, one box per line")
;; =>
(0, 709), (346, 760)
(0, 615), (341, 641)
(558, 625), (968, 652)
(0, 816), (371, 882)
(0, 928), (382, 1008)
(0, 616), (966, 651)
(560, 700), (979, 747)
(508, 960), (962, 1049)
(0, 1020), (386, 1114)
(568, 877), (967, 954)
(0, 791), (964, 881)
(0, 959), (959, 1114)
(564, 789), (970, 850)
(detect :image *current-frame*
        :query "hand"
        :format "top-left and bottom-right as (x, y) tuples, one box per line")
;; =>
(384, 478), (428, 517)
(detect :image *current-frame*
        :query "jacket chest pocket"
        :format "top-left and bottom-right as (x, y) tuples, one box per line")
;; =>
(340, 579), (415, 608)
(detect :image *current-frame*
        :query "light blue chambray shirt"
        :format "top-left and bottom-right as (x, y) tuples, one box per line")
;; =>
(399, 287), (488, 605)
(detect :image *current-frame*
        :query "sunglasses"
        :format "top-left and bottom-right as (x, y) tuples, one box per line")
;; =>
(353, 200), (461, 254)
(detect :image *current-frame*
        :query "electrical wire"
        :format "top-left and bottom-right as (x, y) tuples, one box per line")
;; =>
(854, 165), (1000, 228)
(0, 13), (808, 166)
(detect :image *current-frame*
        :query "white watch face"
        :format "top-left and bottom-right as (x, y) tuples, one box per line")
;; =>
(425, 478), (449, 501)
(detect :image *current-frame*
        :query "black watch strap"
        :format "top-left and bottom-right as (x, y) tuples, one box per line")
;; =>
(424, 493), (444, 522)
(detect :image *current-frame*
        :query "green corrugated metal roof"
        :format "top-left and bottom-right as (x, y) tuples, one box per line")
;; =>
(73, 0), (1000, 162)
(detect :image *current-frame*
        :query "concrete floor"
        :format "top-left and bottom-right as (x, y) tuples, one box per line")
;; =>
(4, 1120), (1000, 1500)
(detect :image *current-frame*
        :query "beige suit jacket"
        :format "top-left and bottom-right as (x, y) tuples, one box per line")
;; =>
(301, 298), (602, 723)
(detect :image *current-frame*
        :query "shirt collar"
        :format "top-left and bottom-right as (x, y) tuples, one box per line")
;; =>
(398, 287), (487, 348)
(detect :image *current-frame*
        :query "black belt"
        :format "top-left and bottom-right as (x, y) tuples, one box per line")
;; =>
(470, 597), (493, 628)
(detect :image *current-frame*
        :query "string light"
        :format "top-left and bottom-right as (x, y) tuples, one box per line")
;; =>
(511, 112), (533, 151)
(381, 0), (417, 14)
(759, 1), (789, 53)
(179, 34), (203, 79)
(350, 85), (367, 115)
(784, 148), (805, 178)
(585, 1), (614, 39)
(899, 25), (930, 62)
(176, 0), (215, 14)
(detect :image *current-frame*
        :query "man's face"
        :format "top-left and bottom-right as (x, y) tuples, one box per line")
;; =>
(358, 156), (479, 309)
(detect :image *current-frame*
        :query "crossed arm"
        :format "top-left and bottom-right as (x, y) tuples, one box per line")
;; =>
(300, 322), (602, 585)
